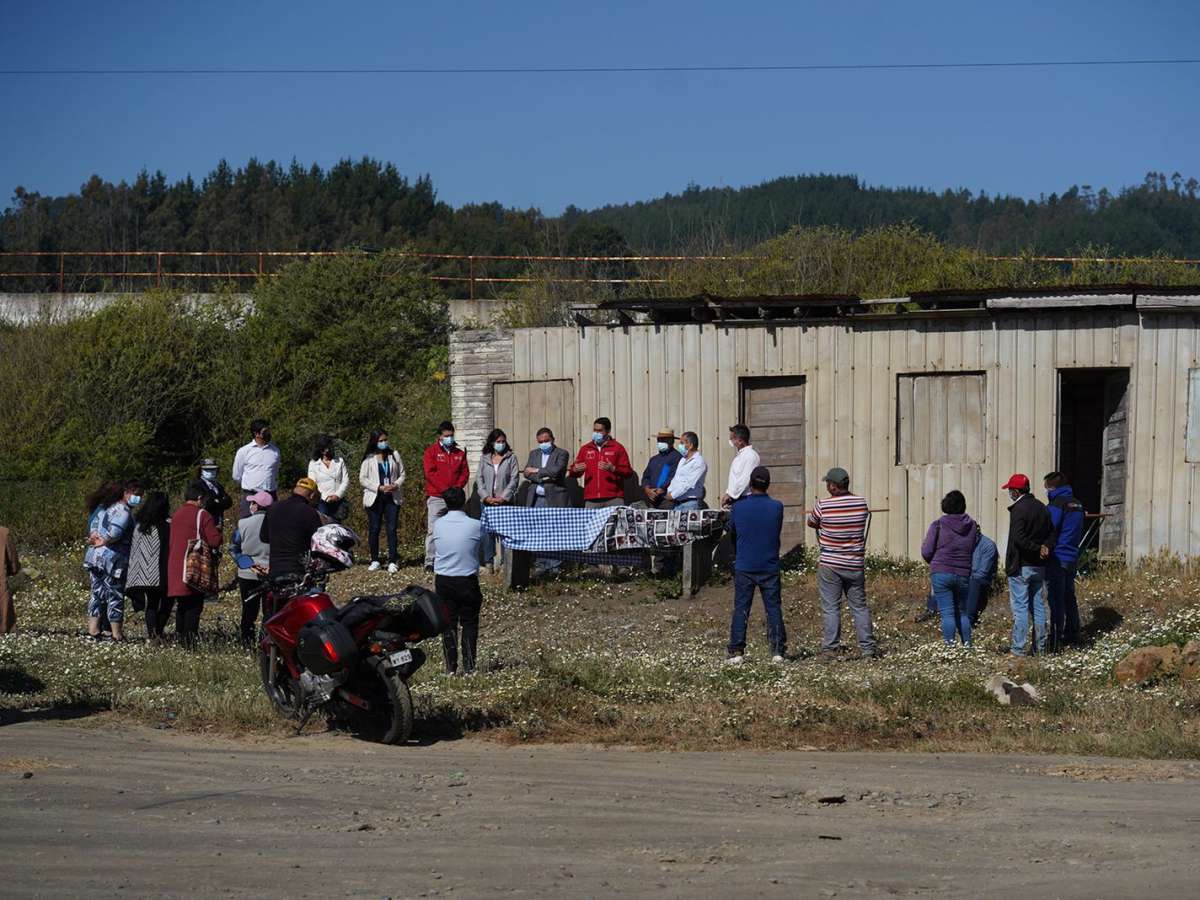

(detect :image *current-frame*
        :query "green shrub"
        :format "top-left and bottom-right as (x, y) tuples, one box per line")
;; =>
(0, 251), (451, 549)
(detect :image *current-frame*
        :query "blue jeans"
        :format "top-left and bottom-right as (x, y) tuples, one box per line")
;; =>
(925, 576), (990, 624)
(1045, 557), (1080, 649)
(674, 499), (702, 512)
(728, 570), (787, 656)
(931, 572), (971, 645)
(1008, 566), (1047, 656)
(367, 494), (399, 564)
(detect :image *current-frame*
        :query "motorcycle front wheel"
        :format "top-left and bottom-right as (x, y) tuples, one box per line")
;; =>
(353, 667), (414, 745)
(258, 647), (300, 718)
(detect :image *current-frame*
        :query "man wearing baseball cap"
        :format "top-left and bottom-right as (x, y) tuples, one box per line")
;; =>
(807, 466), (875, 659)
(725, 465), (787, 664)
(260, 477), (323, 579)
(1001, 473), (1055, 656)
(232, 491), (273, 646)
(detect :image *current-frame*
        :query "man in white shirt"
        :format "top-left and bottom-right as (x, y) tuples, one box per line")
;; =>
(666, 431), (708, 510)
(721, 423), (760, 508)
(231, 418), (282, 517)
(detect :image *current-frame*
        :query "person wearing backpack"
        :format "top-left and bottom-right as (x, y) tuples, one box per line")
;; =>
(1044, 471), (1086, 650)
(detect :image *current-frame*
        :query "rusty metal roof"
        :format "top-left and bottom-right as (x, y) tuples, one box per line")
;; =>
(571, 284), (1200, 326)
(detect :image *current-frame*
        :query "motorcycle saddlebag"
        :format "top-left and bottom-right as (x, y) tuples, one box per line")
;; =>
(391, 585), (454, 640)
(296, 612), (358, 675)
(337, 586), (454, 640)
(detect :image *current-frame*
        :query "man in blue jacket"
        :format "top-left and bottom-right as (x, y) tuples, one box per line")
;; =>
(1044, 471), (1086, 650)
(725, 466), (787, 664)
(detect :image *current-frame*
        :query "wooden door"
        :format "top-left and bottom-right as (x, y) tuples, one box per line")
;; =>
(492, 379), (576, 504)
(741, 377), (806, 554)
(1100, 370), (1129, 557)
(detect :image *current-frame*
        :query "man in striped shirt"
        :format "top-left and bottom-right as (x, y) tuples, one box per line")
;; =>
(806, 467), (876, 659)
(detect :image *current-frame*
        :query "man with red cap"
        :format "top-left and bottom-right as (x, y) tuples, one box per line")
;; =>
(1001, 473), (1054, 657)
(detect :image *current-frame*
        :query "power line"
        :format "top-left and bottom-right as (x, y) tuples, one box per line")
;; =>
(2, 58), (1199, 76)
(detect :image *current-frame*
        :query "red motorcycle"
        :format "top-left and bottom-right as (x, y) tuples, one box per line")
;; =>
(258, 525), (454, 744)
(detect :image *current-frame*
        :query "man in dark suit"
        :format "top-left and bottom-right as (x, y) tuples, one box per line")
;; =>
(521, 427), (572, 508)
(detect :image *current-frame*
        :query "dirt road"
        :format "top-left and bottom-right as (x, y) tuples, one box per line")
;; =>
(1, 720), (1198, 898)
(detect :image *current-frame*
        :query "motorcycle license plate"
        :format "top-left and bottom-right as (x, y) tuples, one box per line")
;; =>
(388, 649), (413, 667)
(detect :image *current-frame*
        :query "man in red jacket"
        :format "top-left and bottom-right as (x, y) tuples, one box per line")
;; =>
(423, 420), (470, 570)
(568, 417), (634, 508)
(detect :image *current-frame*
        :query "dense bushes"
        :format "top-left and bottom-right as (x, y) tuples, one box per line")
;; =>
(0, 251), (451, 548)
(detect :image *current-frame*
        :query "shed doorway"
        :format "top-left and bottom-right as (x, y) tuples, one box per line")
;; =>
(740, 377), (806, 555)
(1057, 368), (1129, 556)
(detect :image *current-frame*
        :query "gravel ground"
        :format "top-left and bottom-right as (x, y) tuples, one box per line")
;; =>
(2, 719), (1199, 898)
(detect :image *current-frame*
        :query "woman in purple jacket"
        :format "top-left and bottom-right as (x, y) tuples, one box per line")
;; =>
(921, 490), (980, 646)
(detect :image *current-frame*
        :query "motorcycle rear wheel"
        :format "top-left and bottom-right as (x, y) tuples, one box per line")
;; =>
(258, 647), (300, 717)
(353, 668), (414, 745)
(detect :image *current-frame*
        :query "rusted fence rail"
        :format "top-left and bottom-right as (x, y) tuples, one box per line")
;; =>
(1, 249), (1198, 299)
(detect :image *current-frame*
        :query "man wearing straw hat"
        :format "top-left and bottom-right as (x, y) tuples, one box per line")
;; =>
(639, 428), (684, 510)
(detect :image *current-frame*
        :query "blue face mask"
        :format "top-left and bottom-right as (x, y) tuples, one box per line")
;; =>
(592, 432), (605, 444)
(128, 495), (142, 507)
(538, 441), (553, 453)
(493, 442), (507, 454)
(201, 470), (216, 482)
(440, 436), (455, 449)
(657, 442), (670, 453)
(377, 441), (389, 451)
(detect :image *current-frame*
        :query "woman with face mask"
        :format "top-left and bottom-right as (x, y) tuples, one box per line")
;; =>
(196, 458), (233, 529)
(359, 429), (406, 573)
(84, 478), (142, 641)
(475, 429), (520, 569)
(307, 434), (350, 522)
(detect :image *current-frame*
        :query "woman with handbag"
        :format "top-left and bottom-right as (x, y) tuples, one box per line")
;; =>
(166, 479), (223, 648)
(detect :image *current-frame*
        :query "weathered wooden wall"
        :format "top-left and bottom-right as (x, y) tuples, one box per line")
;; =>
(451, 309), (1200, 562)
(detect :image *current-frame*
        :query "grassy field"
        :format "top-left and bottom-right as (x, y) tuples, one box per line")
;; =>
(2, 547), (1199, 757)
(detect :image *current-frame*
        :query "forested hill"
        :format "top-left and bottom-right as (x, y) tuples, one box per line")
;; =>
(568, 172), (1200, 256)
(2, 158), (1199, 258)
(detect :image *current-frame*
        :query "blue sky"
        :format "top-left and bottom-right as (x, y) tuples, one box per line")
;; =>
(1, 1), (1197, 213)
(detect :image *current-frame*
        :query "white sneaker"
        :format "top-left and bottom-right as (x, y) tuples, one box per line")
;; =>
(387, 563), (398, 574)
(725, 654), (744, 666)
(772, 654), (786, 664)
(367, 561), (381, 572)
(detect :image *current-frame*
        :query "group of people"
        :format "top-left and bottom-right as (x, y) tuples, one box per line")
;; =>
(75, 406), (1088, 666)
(914, 472), (1084, 655)
(83, 420), (323, 647)
(720, 463), (1086, 663)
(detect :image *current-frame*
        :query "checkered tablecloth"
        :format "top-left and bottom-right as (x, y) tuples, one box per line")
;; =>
(479, 506), (618, 552)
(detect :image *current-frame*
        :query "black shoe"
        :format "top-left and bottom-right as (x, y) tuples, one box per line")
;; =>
(913, 609), (937, 624)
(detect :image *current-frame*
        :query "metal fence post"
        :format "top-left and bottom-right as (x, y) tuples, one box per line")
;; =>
(58, 252), (65, 293)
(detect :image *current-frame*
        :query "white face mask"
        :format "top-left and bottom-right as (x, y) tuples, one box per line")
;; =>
(728, 438), (737, 450)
